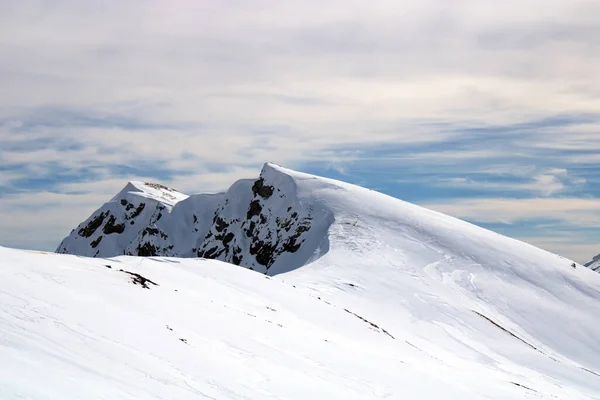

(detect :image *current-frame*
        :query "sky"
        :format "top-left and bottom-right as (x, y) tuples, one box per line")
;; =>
(0, 0), (599, 263)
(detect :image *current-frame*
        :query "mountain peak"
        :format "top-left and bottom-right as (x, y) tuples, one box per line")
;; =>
(57, 164), (334, 271)
(111, 181), (188, 209)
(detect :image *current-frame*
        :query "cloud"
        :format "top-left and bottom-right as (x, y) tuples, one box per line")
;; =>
(0, 0), (599, 261)
(422, 197), (600, 227)
(437, 168), (585, 196)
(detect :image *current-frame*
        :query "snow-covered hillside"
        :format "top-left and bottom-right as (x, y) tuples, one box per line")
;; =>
(2, 246), (600, 399)
(4, 163), (600, 398)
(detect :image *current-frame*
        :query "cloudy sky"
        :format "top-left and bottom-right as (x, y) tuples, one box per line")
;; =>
(1, 0), (599, 263)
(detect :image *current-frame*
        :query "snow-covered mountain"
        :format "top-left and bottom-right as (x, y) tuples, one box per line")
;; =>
(585, 253), (600, 272)
(4, 163), (600, 398)
(57, 163), (333, 274)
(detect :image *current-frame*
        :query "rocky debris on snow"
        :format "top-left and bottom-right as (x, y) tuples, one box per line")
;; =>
(344, 309), (395, 339)
(119, 269), (159, 289)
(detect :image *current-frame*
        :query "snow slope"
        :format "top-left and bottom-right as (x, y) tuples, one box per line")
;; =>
(2, 247), (600, 399)
(5, 163), (600, 398)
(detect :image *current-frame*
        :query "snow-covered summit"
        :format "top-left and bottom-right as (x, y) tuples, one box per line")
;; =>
(56, 180), (189, 258)
(111, 181), (189, 209)
(57, 163), (334, 273)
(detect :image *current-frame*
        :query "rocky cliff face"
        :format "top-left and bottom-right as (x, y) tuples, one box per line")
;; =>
(56, 181), (188, 258)
(56, 163), (334, 274)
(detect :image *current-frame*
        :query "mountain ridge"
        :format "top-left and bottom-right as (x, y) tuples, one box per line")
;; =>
(57, 163), (335, 274)
(6, 162), (600, 398)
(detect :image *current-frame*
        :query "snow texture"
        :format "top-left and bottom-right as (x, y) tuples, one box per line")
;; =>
(2, 163), (600, 399)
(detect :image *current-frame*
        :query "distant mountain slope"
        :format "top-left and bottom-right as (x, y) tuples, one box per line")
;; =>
(57, 163), (334, 274)
(585, 254), (600, 271)
(56, 181), (189, 257)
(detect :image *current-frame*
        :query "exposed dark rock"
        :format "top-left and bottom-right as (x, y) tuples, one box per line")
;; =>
(250, 240), (278, 267)
(232, 253), (243, 265)
(296, 224), (310, 234)
(279, 218), (293, 232)
(252, 178), (274, 199)
(245, 221), (256, 237)
(78, 212), (107, 238)
(90, 236), (103, 248)
(103, 215), (125, 235)
(247, 200), (262, 219)
(130, 203), (146, 219)
(200, 246), (220, 259)
(344, 309), (395, 339)
(472, 311), (538, 351)
(120, 199), (128, 206)
(510, 383), (537, 393)
(120, 269), (159, 289)
(282, 237), (302, 253)
(156, 212), (163, 221)
(137, 242), (158, 257)
(259, 214), (267, 224)
(222, 232), (235, 245)
(143, 227), (159, 237)
(193, 214), (198, 223)
(214, 217), (229, 233)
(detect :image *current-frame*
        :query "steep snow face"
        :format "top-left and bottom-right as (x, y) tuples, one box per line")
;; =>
(195, 165), (334, 274)
(3, 247), (600, 399)
(57, 163), (334, 274)
(56, 181), (189, 257)
(268, 164), (600, 393)
(585, 254), (600, 272)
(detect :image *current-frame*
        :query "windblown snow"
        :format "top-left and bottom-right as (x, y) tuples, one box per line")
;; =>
(2, 163), (600, 399)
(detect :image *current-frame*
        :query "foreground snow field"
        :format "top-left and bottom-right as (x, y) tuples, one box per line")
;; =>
(2, 248), (599, 400)
(3, 164), (600, 399)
